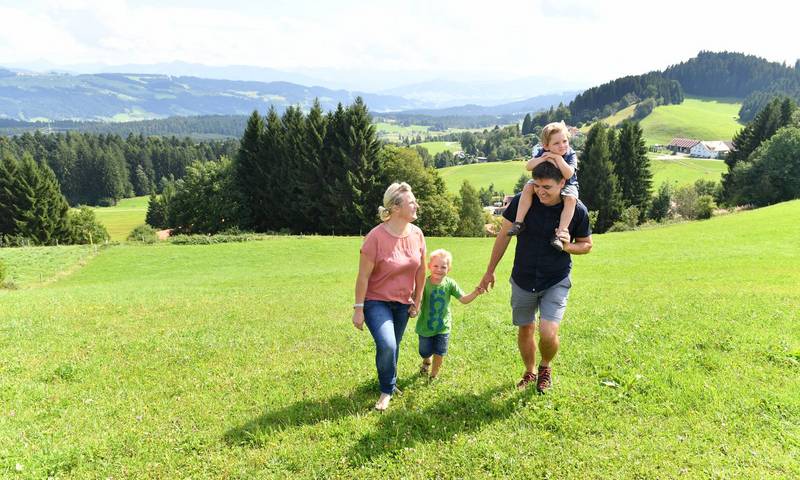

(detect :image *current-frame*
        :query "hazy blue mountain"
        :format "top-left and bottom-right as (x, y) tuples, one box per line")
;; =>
(381, 77), (587, 108)
(0, 69), (421, 121)
(399, 91), (580, 116)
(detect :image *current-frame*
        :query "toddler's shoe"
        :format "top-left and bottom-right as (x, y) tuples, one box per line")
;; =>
(507, 221), (525, 236)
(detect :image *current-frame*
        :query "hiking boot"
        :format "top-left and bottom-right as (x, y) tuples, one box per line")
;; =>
(536, 366), (552, 393)
(507, 221), (525, 236)
(516, 371), (537, 391)
(550, 235), (564, 251)
(419, 361), (431, 376)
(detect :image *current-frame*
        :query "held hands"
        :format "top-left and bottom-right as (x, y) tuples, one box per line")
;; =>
(479, 271), (496, 292)
(542, 152), (564, 166)
(409, 304), (419, 318)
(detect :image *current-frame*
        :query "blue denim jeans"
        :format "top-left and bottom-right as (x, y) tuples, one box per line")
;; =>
(363, 300), (410, 395)
(418, 333), (450, 357)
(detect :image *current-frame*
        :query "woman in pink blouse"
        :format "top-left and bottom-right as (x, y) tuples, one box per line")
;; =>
(352, 182), (426, 411)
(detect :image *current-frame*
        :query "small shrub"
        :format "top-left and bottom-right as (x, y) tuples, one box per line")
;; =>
(69, 207), (110, 245)
(168, 233), (268, 245)
(128, 224), (158, 244)
(0, 259), (6, 285)
(695, 194), (717, 220)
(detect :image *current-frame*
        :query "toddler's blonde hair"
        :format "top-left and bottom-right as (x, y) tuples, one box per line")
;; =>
(540, 121), (570, 146)
(429, 248), (453, 266)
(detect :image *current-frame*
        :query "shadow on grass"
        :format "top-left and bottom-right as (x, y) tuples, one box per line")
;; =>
(223, 377), (417, 447)
(348, 383), (521, 466)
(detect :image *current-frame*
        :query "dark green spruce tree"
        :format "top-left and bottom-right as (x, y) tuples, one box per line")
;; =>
(580, 123), (623, 233)
(299, 100), (328, 233)
(280, 105), (307, 232)
(614, 121), (652, 212)
(234, 110), (266, 231)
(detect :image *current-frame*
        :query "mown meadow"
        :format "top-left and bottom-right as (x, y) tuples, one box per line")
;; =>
(439, 154), (726, 196)
(1, 200), (798, 478)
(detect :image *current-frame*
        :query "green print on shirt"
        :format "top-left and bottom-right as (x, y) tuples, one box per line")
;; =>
(426, 287), (448, 332)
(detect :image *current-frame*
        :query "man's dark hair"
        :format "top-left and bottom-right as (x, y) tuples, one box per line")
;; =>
(532, 161), (564, 182)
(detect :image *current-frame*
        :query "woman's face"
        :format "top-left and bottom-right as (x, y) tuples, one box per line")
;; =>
(394, 192), (418, 222)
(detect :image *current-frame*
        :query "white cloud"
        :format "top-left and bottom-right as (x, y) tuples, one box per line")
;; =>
(0, 0), (798, 87)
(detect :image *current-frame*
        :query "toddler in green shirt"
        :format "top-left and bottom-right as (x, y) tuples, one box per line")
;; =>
(417, 249), (484, 380)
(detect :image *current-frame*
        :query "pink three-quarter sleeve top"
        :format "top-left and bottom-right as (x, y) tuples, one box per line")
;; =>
(360, 223), (426, 304)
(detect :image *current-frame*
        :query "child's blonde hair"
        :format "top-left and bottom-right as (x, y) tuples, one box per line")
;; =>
(378, 182), (413, 221)
(429, 248), (453, 266)
(540, 121), (570, 146)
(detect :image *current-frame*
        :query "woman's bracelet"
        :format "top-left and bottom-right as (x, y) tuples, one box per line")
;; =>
(353, 303), (364, 308)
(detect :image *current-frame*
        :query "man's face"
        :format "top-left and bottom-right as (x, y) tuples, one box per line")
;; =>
(532, 177), (565, 206)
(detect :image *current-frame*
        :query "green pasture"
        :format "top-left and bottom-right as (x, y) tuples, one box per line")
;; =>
(639, 97), (743, 146)
(650, 154), (728, 188)
(415, 141), (461, 156)
(90, 196), (149, 241)
(1, 201), (799, 478)
(438, 155), (727, 196)
(439, 160), (526, 195)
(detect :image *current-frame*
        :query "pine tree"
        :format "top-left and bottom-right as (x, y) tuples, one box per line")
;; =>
(234, 110), (265, 230)
(580, 123), (623, 233)
(299, 99), (328, 233)
(615, 121), (652, 211)
(280, 105), (307, 232)
(323, 99), (382, 234)
(521, 114), (533, 135)
(0, 151), (22, 236)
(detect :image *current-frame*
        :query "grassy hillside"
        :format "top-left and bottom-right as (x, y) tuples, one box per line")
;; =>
(1, 202), (799, 477)
(650, 154), (728, 188)
(581, 97), (744, 146)
(639, 97), (743, 145)
(439, 160), (526, 194)
(416, 141), (461, 156)
(439, 155), (726, 195)
(90, 196), (149, 241)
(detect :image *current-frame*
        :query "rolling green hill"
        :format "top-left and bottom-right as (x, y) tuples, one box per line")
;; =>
(581, 97), (744, 146)
(1, 201), (798, 477)
(439, 160), (526, 194)
(415, 141), (461, 156)
(639, 97), (744, 145)
(90, 196), (149, 241)
(438, 154), (727, 195)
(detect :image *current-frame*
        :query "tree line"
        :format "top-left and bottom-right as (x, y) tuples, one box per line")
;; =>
(0, 132), (238, 206)
(664, 51), (800, 122)
(0, 115), (248, 138)
(146, 98), (490, 237)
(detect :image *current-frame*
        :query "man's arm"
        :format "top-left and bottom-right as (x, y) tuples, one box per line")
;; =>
(480, 218), (514, 290)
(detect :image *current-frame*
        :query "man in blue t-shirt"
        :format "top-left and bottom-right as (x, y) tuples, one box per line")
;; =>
(479, 161), (593, 393)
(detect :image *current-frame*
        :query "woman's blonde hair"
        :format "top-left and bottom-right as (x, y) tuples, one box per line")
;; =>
(378, 182), (413, 221)
(540, 121), (570, 146)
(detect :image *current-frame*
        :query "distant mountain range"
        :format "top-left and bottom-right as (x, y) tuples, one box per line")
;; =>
(0, 66), (579, 122)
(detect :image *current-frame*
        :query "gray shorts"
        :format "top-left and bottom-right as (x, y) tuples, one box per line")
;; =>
(525, 179), (579, 199)
(510, 276), (571, 325)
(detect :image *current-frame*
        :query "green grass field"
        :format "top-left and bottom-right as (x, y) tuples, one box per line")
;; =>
(438, 155), (727, 195)
(2, 202), (799, 477)
(582, 97), (744, 146)
(650, 154), (728, 188)
(438, 160), (526, 194)
(415, 141), (462, 156)
(90, 196), (149, 241)
(639, 97), (744, 146)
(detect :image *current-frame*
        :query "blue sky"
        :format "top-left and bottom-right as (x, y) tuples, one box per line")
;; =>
(1, 0), (798, 90)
